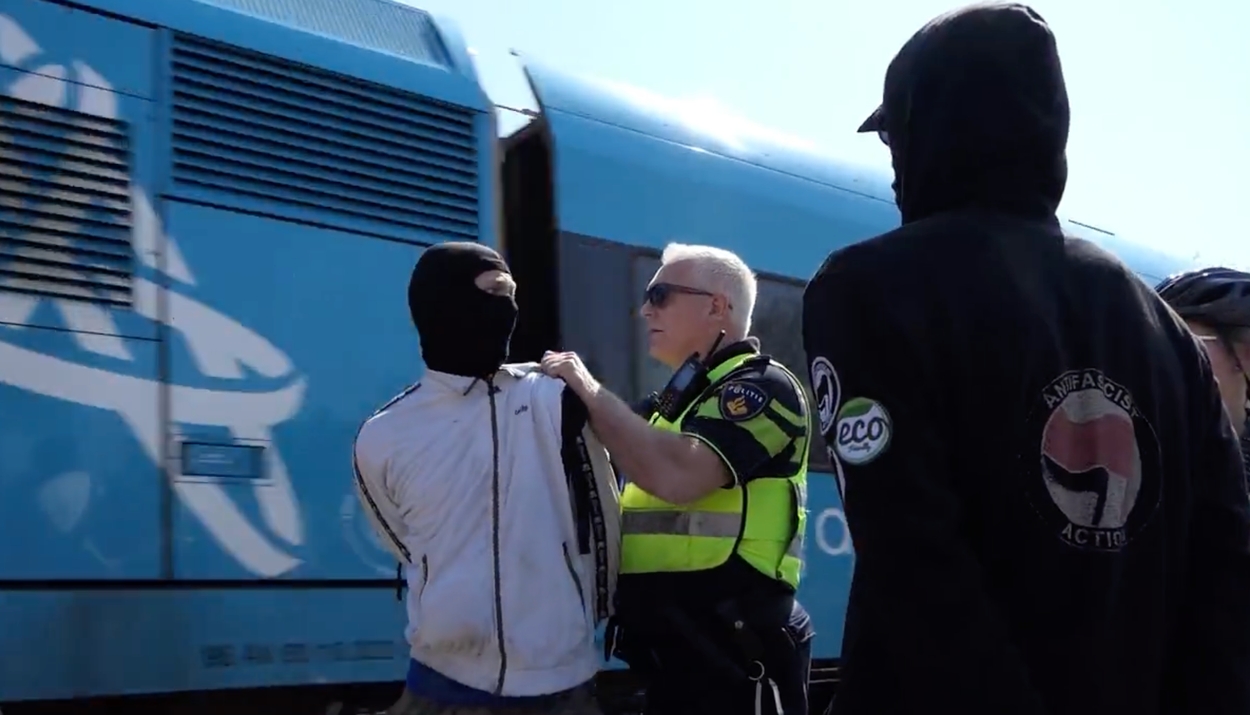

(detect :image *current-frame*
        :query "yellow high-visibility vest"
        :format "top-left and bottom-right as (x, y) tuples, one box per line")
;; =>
(620, 351), (809, 590)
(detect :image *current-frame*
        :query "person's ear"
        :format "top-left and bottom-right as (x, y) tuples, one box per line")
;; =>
(710, 294), (729, 319)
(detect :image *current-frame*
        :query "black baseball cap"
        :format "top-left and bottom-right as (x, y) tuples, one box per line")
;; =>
(857, 105), (885, 134)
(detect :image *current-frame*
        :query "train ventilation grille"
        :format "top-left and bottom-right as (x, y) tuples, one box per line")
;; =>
(169, 33), (480, 243)
(0, 95), (134, 307)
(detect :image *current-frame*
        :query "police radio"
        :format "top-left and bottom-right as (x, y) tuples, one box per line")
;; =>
(652, 331), (726, 423)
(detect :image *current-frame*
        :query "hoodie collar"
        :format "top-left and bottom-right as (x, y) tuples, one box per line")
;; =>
(422, 363), (537, 396)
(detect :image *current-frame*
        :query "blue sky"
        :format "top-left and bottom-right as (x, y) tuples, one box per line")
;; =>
(408, 0), (1247, 269)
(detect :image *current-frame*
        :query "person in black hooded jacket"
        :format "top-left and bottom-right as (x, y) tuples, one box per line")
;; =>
(800, 3), (1250, 714)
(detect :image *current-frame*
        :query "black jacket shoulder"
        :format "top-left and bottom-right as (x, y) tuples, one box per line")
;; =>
(803, 208), (1250, 715)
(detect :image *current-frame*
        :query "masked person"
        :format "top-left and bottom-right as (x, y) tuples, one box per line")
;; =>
(1156, 267), (1250, 470)
(353, 242), (621, 715)
(801, 4), (1250, 714)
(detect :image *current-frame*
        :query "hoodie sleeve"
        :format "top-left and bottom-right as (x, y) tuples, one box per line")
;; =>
(1162, 357), (1250, 712)
(802, 247), (1049, 713)
(352, 420), (412, 565)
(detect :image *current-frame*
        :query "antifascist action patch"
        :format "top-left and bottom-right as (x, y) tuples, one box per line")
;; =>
(718, 381), (769, 422)
(1024, 368), (1161, 553)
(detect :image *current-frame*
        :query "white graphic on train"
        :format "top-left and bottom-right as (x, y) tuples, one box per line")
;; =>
(0, 14), (308, 577)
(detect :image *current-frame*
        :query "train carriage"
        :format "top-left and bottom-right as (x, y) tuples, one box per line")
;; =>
(0, 0), (1193, 710)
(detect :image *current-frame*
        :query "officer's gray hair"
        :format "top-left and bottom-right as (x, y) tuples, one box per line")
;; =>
(660, 242), (757, 334)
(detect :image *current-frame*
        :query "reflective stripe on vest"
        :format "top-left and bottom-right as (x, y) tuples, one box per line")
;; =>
(620, 351), (809, 589)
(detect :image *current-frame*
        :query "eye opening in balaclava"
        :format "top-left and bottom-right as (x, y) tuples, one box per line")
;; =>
(408, 242), (518, 379)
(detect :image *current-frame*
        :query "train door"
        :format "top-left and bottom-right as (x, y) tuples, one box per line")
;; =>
(500, 118), (639, 400)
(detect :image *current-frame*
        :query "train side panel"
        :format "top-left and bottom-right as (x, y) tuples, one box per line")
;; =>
(0, 0), (493, 701)
(522, 61), (900, 278)
(0, 0), (164, 581)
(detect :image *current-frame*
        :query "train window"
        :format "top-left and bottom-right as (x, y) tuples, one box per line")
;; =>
(752, 276), (832, 472)
(629, 254), (830, 471)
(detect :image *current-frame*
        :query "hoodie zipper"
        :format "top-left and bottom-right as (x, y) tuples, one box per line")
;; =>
(487, 377), (508, 695)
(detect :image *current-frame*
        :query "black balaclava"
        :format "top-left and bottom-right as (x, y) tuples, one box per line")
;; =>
(407, 242), (517, 379)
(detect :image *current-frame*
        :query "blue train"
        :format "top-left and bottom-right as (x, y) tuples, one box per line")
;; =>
(0, 0), (1194, 710)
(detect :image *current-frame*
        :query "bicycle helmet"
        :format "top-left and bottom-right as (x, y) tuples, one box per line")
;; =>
(1155, 267), (1250, 328)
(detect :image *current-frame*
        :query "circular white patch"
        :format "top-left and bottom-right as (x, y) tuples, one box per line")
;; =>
(833, 397), (893, 466)
(809, 356), (840, 437)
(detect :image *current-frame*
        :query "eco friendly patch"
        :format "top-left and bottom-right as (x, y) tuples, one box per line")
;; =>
(833, 397), (893, 466)
(719, 381), (769, 422)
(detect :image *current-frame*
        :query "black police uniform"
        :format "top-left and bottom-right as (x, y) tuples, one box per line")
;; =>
(802, 4), (1250, 715)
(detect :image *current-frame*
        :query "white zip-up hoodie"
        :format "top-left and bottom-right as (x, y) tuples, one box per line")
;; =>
(352, 363), (620, 697)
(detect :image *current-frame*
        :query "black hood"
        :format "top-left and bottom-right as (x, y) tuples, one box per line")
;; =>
(858, 2), (1070, 224)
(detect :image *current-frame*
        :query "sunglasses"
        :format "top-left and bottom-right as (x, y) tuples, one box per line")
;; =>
(643, 282), (714, 308)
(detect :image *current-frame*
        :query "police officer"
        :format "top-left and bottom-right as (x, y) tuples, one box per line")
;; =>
(541, 242), (814, 715)
(1156, 267), (1250, 464)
